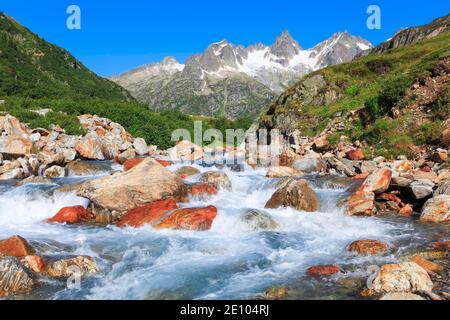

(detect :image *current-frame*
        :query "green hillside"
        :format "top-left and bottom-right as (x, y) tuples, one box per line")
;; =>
(259, 15), (450, 159)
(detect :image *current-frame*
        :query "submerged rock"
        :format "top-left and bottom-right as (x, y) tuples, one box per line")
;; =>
(117, 199), (179, 228)
(189, 183), (218, 199)
(199, 171), (232, 191)
(175, 166), (200, 179)
(0, 257), (35, 297)
(47, 206), (92, 225)
(0, 236), (35, 258)
(420, 195), (450, 223)
(47, 256), (99, 279)
(265, 287), (289, 300)
(371, 262), (433, 294)
(240, 209), (279, 231)
(265, 179), (320, 212)
(154, 206), (218, 231)
(347, 240), (389, 256)
(77, 158), (189, 223)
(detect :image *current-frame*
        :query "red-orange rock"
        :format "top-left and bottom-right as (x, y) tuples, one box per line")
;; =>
(123, 158), (145, 171)
(378, 193), (402, 204)
(346, 191), (376, 216)
(351, 173), (370, 180)
(23, 255), (47, 273)
(155, 159), (172, 167)
(346, 148), (365, 161)
(399, 204), (414, 217)
(306, 265), (341, 277)
(117, 199), (179, 228)
(0, 236), (35, 257)
(410, 255), (443, 273)
(432, 241), (450, 250)
(154, 206), (218, 231)
(190, 183), (218, 198)
(348, 240), (389, 256)
(359, 168), (393, 195)
(47, 206), (91, 224)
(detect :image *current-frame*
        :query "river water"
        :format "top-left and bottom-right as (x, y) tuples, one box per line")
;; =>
(0, 160), (447, 300)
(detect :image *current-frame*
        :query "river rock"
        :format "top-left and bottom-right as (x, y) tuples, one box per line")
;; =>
(116, 148), (136, 164)
(168, 140), (203, 161)
(0, 136), (33, 157)
(0, 257), (35, 297)
(266, 166), (303, 178)
(306, 265), (341, 277)
(292, 157), (327, 174)
(265, 179), (320, 212)
(117, 199), (179, 228)
(360, 168), (392, 195)
(409, 255), (443, 273)
(240, 209), (279, 231)
(176, 166), (200, 179)
(346, 148), (365, 161)
(0, 115), (30, 136)
(348, 240), (389, 256)
(16, 176), (52, 186)
(354, 161), (378, 174)
(325, 156), (356, 177)
(154, 206), (218, 231)
(408, 179), (435, 200)
(345, 191), (376, 216)
(371, 262), (433, 294)
(47, 256), (99, 279)
(189, 183), (218, 199)
(379, 293), (425, 300)
(77, 158), (189, 222)
(265, 287), (289, 300)
(44, 165), (65, 178)
(434, 180), (450, 196)
(47, 206), (92, 225)
(133, 138), (148, 156)
(432, 241), (450, 250)
(391, 176), (413, 188)
(0, 236), (35, 257)
(21, 255), (47, 273)
(420, 195), (450, 223)
(65, 160), (109, 177)
(75, 137), (105, 160)
(199, 171), (232, 191)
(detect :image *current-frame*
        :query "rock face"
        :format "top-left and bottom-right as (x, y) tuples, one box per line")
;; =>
(348, 240), (389, 256)
(0, 236), (35, 257)
(77, 158), (189, 223)
(47, 206), (92, 225)
(266, 166), (303, 178)
(0, 257), (35, 297)
(117, 199), (179, 228)
(371, 262), (433, 294)
(265, 179), (320, 212)
(420, 195), (450, 223)
(154, 206), (218, 231)
(47, 256), (99, 279)
(240, 209), (279, 231)
(199, 171), (232, 191)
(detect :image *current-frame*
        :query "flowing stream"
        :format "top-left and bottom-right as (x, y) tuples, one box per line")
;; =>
(0, 160), (447, 300)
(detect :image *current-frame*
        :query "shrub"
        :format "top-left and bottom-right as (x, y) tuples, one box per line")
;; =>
(378, 74), (411, 112)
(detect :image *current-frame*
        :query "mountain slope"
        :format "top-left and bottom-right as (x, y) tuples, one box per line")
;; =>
(0, 12), (130, 100)
(111, 31), (372, 119)
(258, 14), (450, 159)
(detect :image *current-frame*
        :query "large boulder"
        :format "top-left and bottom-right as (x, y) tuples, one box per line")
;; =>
(371, 262), (433, 294)
(154, 206), (218, 231)
(0, 115), (30, 136)
(408, 179), (435, 200)
(240, 209), (279, 231)
(117, 199), (179, 228)
(265, 179), (320, 212)
(345, 191), (376, 216)
(0, 257), (35, 297)
(47, 256), (99, 279)
(75, 137), (105, 160)
(199, 171), (232, 191)
(65, 160), (112, 177)
(0, 236), (35, 257)
(77, 158), (189, 223)
(420, 195), (450, 223)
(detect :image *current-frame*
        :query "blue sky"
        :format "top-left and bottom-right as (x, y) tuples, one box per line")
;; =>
(1, 0), (449, 76)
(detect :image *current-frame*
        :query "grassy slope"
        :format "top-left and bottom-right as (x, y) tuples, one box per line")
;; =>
(260, 30), (450, 159)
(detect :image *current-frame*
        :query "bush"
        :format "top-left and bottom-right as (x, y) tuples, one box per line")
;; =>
(378, 74), (411, 112)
